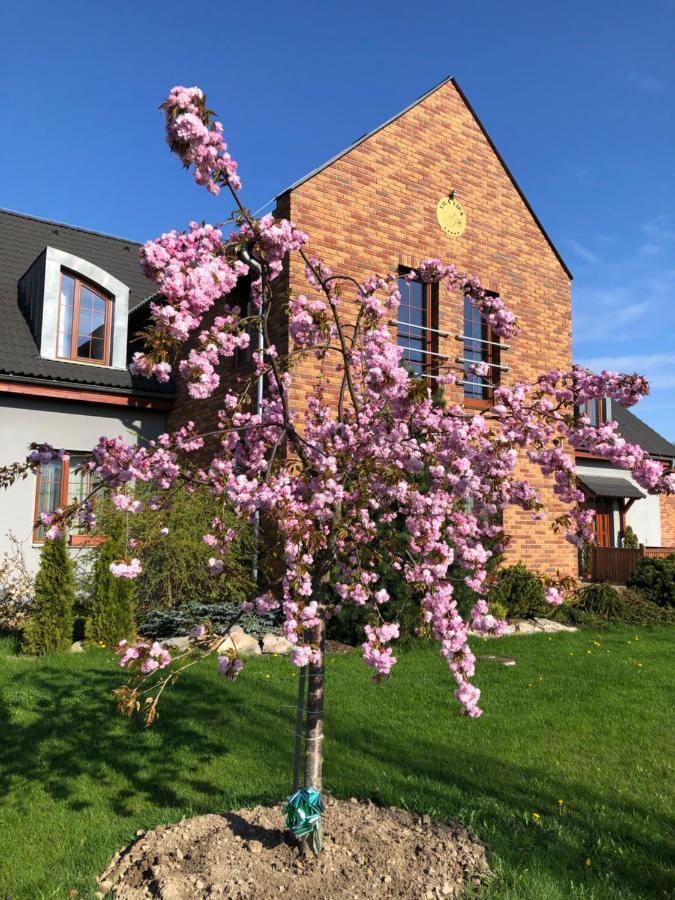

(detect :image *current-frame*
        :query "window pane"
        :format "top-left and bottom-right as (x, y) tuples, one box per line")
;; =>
(59, 279), (110, 363)
(77, 335), (92, 358)
(397, 277), (428, 376)
(79, 285), (99, 311)
(58, 275), (75, 357)
(91, 304), (106, 339)
(67, 455), (94, 534)
(463, 296), (491, 400)
(89, 338), (105, 360)
(76, 295), (107, 361)
(61, 274), (75, 306)
(35, 458), (63, 539)
(66, 455), (92, 504)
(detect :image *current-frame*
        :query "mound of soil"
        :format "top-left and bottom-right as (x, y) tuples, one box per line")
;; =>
(98, 797), (490, 899)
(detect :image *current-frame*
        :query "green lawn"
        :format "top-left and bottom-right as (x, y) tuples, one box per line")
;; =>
(0, 626), (672, 899)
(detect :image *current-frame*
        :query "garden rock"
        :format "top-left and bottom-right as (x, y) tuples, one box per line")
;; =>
(510, 618), (577, 635)
(476, 654), (516, 666)
(99, 796), (490, 899)
(217, 625), (262, 656)
(262, 633), (293, 655)
(161, 636), (190, 651)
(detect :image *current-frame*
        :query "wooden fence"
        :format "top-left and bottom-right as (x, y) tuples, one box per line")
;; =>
(588, 545), (674, 584)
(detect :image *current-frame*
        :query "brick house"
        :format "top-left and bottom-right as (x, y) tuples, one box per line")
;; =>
(576, 400), (675, 550)
(169, 76), (579, 576)
(2, 78), (672, 578)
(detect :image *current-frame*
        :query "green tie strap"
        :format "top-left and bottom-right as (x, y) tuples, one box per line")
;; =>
(283, 788), (323, 839)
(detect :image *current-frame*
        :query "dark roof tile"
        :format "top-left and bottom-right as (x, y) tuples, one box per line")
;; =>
(0, 208), (165, 393)
(613, 403), (675, 461)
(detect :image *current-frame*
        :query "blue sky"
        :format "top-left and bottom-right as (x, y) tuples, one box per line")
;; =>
(2, 1), (674, 437)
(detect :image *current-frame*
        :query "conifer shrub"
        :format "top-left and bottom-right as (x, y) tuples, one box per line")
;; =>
(557, 583), (674, 626)
(85, 518), (135, 647)
(23, 537), (75, 654)
(487, 563), (546, 618)
(627, 554), (675, 607)
(622, 525), (639, 549)
(93, 483), (252, 614)
(137, 601), (277, 639)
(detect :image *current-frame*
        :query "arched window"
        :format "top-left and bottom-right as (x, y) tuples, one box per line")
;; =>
(57, 271), (112, 365)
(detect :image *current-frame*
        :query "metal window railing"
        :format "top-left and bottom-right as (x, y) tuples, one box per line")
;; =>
(455, 356), (510, 372)
(455, 333), (510, 351)
(390, 320), (450, 338)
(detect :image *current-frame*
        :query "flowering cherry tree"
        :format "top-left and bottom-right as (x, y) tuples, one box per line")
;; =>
(5, 86), (674, 852)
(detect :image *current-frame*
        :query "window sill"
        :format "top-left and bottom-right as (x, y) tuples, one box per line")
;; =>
(464, 398), (493, 411)
(32, 535), (105, 548)
(54, 355), (114, 369)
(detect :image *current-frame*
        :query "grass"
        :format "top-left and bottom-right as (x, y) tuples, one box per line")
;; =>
(0, 626), (673, 899)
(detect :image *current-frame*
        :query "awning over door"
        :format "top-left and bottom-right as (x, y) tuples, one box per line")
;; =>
(577, 474), (646, 500)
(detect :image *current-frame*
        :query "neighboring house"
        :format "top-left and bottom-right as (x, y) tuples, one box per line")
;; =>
(576, 399), (675, 550)
(169, 75), (578, 577)
(0, 209), (173, 571)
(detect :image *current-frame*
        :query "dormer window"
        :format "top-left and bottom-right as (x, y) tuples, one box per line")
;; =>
(57, 272), (112, 365)
(18, 246), (130, 370)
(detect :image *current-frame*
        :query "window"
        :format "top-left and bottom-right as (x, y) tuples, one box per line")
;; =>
(57, 272), (112, 365)
(462, 296), (500, 405)
(34, 453), (94, 543)
(396, 277), (438, 377)
(577, 399), (605, 426)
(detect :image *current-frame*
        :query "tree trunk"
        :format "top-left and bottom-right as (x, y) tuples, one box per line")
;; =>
(304, 618), (325, 790)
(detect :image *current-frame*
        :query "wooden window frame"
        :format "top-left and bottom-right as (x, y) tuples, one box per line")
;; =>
(396, 273), (439, 385)
(33, 453), (98, 546)
(56, 270), (113, 366)
(463, 296), (501, 410)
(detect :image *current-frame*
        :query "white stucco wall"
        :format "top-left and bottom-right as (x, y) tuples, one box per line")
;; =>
(625, 485), (662, 546)
(0, 394), (166, 572)
(576, 461), (661, 547)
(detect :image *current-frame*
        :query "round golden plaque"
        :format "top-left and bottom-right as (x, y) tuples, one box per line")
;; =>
(436, 196), (466, 238)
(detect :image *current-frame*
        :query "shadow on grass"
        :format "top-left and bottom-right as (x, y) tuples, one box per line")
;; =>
(0, 654), (672, 898)
(0, 657), (244, 816)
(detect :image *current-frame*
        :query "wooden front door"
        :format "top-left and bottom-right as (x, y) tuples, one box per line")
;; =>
(594, 504), (612, 547)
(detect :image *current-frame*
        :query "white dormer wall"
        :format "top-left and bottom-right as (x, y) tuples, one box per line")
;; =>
(39, 246), (130, 370)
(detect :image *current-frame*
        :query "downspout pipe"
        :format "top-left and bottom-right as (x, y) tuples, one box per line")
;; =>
(239, 249), (264, 586)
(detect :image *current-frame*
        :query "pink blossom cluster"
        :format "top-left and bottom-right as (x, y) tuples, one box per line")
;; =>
(545, 586), (563, 606)
(470, 599), (509, 636)
(290, 644), (322, 667)
(242, 592), (281, 616)
(27, 444), (68, 466)
(39, 510), (64, 541)
(117, 639), (171, 673)
(112, 493), (142, 514)
(407, 261), (518, 338)
(76, 500), (97, 532)
(362, 622), (399, 680)
(109, 558), (142, 579)
(218, 655), (244, 681)
(161, 85), (241, 194)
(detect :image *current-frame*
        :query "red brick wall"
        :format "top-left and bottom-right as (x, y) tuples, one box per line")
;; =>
(170, 80), (576, 577)
(283, 80), (575, 576)
(660, 494), (675, 547)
